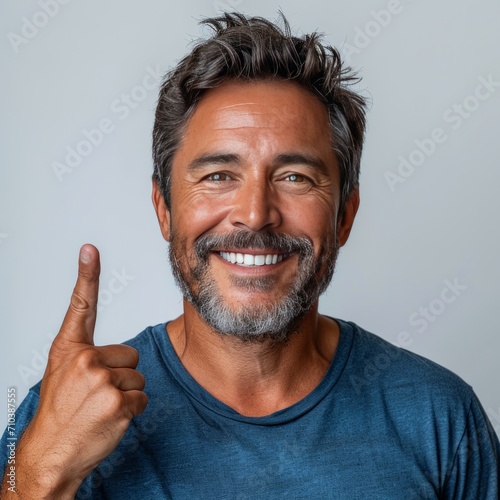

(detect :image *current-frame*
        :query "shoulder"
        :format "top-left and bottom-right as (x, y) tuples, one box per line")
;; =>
(335, 319), (500, 494)
(335, 320), (498, 469)
(339, 318), (474, 402)
(123, 322), (167, 352)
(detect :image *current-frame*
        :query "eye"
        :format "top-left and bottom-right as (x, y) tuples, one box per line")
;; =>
(285, 173), (307, 183)
(205, 172), (232, 182)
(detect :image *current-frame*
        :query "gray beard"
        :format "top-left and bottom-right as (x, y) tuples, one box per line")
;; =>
(169, 230), (338, 343)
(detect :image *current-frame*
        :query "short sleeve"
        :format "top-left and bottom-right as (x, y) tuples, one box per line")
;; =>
(443, 392), (500, 499)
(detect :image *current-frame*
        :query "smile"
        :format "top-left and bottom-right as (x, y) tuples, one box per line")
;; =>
(218, 251), (290, 266)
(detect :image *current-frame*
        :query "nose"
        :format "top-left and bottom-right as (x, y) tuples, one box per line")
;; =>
(228, 177), (282, 231)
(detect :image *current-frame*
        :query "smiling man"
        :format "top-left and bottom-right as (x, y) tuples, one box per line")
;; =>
(2, 12), (499, 499)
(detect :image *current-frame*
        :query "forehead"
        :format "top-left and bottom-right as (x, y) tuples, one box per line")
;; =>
(173, 79), (337, 175)
(191, 79), (329, 129)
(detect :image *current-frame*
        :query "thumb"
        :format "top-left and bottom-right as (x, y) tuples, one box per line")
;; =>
(57, 244), (101, 346)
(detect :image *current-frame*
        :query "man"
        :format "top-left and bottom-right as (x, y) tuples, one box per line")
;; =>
(2, 12), (499, 499)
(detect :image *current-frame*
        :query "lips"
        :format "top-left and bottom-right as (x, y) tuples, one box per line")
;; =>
(218, 251), (290, 266)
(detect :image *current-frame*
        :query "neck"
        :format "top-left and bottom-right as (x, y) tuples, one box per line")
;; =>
(166, 300), (340, 417)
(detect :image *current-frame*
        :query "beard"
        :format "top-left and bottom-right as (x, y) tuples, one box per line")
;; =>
(168, 229), (339, 343)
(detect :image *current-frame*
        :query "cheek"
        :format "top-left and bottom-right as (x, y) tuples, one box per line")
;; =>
(283, 196), (337, 244)
(171, 185), (230, 238)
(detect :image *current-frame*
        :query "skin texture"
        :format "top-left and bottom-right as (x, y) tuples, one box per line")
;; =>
(1, 79), (359, 497)
(152, 80), (359, 417)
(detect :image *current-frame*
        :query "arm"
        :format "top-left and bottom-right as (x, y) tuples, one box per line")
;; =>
(1, 245), (148, 498)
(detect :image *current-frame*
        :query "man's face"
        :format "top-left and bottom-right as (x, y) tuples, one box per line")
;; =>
(156, 80), (358, 341)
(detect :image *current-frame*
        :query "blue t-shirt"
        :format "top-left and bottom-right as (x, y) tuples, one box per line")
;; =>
(2, 318), (499, 499)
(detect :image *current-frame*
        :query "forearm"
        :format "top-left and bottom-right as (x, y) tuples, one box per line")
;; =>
(0, 428), (82, 500)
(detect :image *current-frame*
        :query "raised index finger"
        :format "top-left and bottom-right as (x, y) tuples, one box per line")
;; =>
(58, 244), (101, 346)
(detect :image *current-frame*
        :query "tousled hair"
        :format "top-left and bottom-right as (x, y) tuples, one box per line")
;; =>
(152, 12), (367, 215)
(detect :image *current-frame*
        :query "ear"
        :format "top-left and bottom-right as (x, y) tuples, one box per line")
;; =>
(152, 179), (171, 242)
(337, 188), (360, 247)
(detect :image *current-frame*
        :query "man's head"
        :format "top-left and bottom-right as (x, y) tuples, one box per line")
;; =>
(152, 12), (366, 216)
(152, 13), (367, 342)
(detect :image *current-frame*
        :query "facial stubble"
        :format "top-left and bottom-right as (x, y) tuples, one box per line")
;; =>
(168, 229), (339, 343)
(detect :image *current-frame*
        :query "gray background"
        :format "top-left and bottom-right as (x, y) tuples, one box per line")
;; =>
(1, 0), (499, 436)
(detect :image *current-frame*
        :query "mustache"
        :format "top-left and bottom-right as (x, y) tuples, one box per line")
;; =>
(194, 230), (314, 261)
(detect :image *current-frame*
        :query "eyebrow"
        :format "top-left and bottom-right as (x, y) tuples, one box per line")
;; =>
(187, 153), (240, 171)
(186, 152), (331, 175)
(273, 153), (331, 176)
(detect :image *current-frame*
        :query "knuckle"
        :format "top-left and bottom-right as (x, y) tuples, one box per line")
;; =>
(70, 290), (92, 312)
(138, 372), (146, 390)
(74, 348), (100, 371)
(138, 392), (149, 414)
(78, 266), (98, 282)
(94, 388), (123, 421)
(128, 391), (148, 418)
(105, 390), (125, 415)
(123, 346), (139, 367)
(93, 367), (113, 386)
(130, 348), (140, 366)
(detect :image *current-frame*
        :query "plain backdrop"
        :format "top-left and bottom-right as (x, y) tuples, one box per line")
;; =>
(1, 0), (499, 436)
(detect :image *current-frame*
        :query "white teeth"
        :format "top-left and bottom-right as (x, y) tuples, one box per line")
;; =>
(254, 255), (265, 266)
(219, 251), (289, 266)
(243, 254), (254, 265)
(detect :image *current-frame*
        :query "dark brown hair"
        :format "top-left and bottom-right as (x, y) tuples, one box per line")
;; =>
(152, 12), (367, 215)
